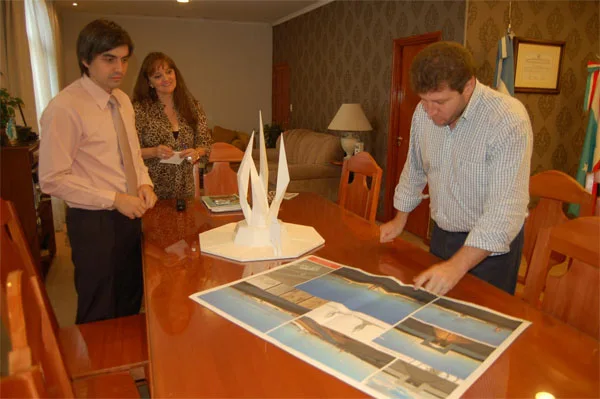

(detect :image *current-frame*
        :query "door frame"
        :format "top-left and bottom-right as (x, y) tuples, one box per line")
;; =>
(384, 31), (442, 222)
(272, 62), (291, 130)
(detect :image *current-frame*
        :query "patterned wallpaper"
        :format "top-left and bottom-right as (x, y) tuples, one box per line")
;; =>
(274, 0), (600, 183)
(273, 0), (465, 172)
(466, 0), (599, 177)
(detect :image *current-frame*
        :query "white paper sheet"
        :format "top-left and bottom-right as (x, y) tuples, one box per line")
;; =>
(160, 151), (185, 165)
(190, 255), (531, 399)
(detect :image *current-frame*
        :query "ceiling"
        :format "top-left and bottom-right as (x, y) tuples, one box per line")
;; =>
(53, 0), (329, 25)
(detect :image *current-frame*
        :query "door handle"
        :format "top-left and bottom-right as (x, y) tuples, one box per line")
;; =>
(396, 136), (403, 146)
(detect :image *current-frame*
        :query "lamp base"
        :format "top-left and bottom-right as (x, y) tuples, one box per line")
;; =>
(340, 136), (358, 160)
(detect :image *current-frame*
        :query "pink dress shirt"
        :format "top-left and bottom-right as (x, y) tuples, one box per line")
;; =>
(39, 75), (152, 210)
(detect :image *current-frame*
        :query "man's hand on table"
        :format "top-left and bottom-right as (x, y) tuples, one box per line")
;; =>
(413, 260), (469, 296)
(414, 246), (491, 296)
(379, 211), (409, 243)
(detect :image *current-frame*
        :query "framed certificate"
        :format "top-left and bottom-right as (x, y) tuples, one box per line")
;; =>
(514, 37), (565, 94)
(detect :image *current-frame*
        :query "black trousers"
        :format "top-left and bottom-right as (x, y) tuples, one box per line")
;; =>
(67, 207), (143, 324)
(429, 222), (524, 295)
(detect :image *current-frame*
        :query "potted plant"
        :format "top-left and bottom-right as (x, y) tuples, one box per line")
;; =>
(1, 87), (24, 129)
(1, 87), (26, 145)
(263, 123), (283, 148)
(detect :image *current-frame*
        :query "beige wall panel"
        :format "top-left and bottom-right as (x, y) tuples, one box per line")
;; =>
(59, 11), (272, 133)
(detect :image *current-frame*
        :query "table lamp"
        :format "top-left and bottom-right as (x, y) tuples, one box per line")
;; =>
(328, 104), (372, 159)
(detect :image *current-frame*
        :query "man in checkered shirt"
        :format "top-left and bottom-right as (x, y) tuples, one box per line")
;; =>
(380, 41), (532, 296)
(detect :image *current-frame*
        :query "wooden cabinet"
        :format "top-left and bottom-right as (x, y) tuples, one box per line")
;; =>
(1, 141), (55, 278)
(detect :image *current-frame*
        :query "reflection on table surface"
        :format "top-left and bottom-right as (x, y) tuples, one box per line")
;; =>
(142, 193), (599, 399)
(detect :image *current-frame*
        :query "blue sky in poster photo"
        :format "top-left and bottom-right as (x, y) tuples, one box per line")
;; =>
(413, 305), (512, 347)
(297, 273), (427, 325)
(198, 287), (295, 333)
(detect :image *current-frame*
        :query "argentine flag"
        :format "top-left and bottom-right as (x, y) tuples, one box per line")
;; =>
(569, 61), (600, 216)
(493, 35), (515, 96)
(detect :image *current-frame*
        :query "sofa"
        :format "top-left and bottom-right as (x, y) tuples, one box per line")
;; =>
(211, 125), (250, 151)
(253, 129), (344, 201)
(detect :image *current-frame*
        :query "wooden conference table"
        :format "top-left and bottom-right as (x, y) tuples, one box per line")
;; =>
(141, 193), (599, 398)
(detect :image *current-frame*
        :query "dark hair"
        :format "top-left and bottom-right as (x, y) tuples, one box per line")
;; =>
(410, 41), (476, 94)
(132, 52), (199, 129)
(76, 19), (134, 76)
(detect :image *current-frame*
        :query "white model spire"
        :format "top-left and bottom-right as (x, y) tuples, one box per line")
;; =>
(200, 111), (324, 261)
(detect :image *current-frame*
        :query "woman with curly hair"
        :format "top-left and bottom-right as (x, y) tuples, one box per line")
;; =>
(133, 52), (212, 199)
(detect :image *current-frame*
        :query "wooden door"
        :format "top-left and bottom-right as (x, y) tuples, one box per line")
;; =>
(272, 63), (290, 129)
(384, 31), (442, 240)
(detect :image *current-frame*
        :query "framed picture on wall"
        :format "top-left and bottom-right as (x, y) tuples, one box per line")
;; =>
(513, 37), (565, 94)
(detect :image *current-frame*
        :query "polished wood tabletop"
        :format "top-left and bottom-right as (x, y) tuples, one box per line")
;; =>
(141, 193), (599, 398)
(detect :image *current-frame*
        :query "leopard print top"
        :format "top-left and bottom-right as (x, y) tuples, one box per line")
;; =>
(134, 99), (212, 200)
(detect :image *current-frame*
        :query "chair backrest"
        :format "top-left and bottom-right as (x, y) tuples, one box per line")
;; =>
(0, 198), (58, 333)
(337, 152), (382, 223)
(523, 217), (600, 337)
(203, 143), (244, 196)
(6, 270), (74, 397)
(1, 199), (39, 286)
(522, 170), (594, 282)
(0, 365), (47, 398)
(193, 163), (201, 198)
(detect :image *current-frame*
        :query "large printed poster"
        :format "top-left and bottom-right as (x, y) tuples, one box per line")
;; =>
(190, 256), (530, 399)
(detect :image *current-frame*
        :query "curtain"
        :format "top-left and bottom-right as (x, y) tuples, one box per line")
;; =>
(47, 1), (63, 90)
(24, 0), (65, 230)
(24, 0), (60, 132)
(0, 0), (37, 128)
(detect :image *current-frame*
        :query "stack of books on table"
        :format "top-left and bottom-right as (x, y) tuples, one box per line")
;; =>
(201, 194), (242, 213)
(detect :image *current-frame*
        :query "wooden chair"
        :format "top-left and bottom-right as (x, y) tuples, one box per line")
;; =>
(523, 217), (600, 338)
(203, 142), (245, 196)
(193, 163), (201, 198)
(521, 170), (594, 283)
(0, 198), (148, 380)
(0, 366), (47, 398)
(6, 270), (140, 398)
(337, 152), (382, 223)
(1, 199), (58, 331)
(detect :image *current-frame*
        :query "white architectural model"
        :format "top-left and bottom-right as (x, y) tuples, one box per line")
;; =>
(199, 112), (324, 262)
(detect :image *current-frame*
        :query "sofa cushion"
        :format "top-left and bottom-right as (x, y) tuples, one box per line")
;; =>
(277, 129), (343, 164)
(231, 136), (250, 151)
(212, 125), (251, 151)
(252, 148), (279, 162)
(249, 128), (343, 202)
(212, 125), (238, 143)
(269, 164), (342, 182)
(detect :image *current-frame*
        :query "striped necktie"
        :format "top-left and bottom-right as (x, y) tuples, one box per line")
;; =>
(109, 95), (138, 196)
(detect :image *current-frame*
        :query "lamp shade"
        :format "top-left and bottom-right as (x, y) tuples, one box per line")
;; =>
(328, 104), (372, 132)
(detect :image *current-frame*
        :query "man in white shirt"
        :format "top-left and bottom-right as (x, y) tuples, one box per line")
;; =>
(40, 20), (157, 323)
(380, 41), (532, 296)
